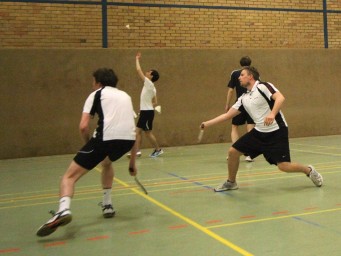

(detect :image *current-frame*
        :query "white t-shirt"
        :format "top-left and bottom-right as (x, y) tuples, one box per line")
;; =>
(232, 81), (288, 133)
(140, 77), (156, 110)
(83, 86), (136, 141)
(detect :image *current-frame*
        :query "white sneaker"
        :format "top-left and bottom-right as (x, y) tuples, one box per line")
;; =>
(245, 156), (254, 162)
(127, 151), (142, 158)
(101, 204), (115, 218)
(150, 149), (164, 158)
(36, 209), (72, 237)
(214, 180), (238, 192)
(308, 165), (323, 187)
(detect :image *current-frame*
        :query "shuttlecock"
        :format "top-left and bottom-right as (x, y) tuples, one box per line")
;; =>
(154, 105), (161, 114)
(125, 24), (130, 29)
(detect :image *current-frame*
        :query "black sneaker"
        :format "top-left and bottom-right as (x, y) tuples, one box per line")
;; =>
(36, 209), (72, 237)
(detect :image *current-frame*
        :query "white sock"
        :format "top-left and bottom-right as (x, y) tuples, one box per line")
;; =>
(58, 196), (71, 212)
(103, 188), (112, 205)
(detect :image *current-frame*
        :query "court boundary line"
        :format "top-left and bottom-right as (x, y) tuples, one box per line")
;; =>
(207, 207), (341, 229)
(97, 167), (254, 256)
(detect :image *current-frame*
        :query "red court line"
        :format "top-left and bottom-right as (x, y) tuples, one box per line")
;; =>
(168, 224), (188, 230)
(44, 241), (66, 248)
(87, 235), (109, 241)
(272, 211), (289, 215)
(0, 248), (20, 254)
(129, 229), (150, 235)
(206, 219), (223, 224)
(240, 215), (256, 219)
(304, 207), (319, 211)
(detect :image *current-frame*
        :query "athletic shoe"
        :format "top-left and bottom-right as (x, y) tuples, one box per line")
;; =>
(36, 209), (72, 237)
(245, 156), (254, 162)
(150, 149), (164, 158)
(101, 204), (115, 218)
(127, 151), (142, 158)
(214, 180), (238, 192)
(308, 165), (323, 187)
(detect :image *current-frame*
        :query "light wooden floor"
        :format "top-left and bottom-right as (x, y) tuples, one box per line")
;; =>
(1, 135), (341, 256)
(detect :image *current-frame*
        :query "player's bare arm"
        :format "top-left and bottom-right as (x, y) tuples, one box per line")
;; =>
(202, 108), (240, 129)
(225, 87), (234, 112)
(79, 113), (91, 143)
(136, 52), (145, 81)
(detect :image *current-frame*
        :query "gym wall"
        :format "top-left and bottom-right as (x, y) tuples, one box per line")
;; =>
(1, 49), (340, 159)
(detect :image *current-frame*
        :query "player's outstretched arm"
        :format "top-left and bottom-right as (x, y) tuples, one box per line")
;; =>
(136, 52), (145, 81)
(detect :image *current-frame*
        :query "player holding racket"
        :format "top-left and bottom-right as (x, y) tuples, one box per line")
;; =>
(201, 66), (323, 192)
(36, 68), (138, 237)
(128, 52), (163, 158)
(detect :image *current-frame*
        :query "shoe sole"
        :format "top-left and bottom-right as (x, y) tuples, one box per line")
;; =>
(214, 187), (238, 192)
(36, 214), (72, 237)
(103, 211), (116, 218)
(127, 154), (142, 159)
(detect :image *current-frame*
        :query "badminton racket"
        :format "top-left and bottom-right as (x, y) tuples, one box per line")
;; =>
(129, 167), (148, 194)
(134, 176), (148, 194)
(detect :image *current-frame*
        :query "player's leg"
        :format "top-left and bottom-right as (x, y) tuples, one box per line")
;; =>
(265, 127), (323, 187)
(215, 146), (243, 192)
(100, 157), (115, 218)
(36, 161), (87, 237)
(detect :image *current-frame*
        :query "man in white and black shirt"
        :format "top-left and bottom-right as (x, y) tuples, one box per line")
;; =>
(37, 68), (138, 237)
(201, 66), (323, 192)
(131, 52), (163, 158)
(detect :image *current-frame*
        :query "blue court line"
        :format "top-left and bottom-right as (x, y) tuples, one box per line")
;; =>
(167, 172), (213, 190)
(167, 172), (235, 197)
(293, 216), (341, 236)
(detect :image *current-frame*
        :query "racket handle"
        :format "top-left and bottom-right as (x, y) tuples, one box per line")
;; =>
(198, 129), (204, 142)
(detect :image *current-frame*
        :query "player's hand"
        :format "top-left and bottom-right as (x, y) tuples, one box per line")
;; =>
(128, 166), (137, 177)
(264, 114), (275, 126)
(136, 52), (141, 59)
(200, 123), (205, 129)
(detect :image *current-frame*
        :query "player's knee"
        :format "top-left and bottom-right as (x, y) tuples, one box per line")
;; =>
(228, 147), (242, 157)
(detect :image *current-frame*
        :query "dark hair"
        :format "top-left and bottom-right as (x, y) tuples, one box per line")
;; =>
(92, 68), (118, 87)
(242, 66), (260, 81)
(240, 56), (252, 67)
(150, 70), (159, 82)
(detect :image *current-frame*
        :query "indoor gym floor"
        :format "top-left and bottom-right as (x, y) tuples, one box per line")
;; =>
(1, 135), (341, 256)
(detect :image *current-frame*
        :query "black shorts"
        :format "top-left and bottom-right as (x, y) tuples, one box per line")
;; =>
(232, 111), (255, 126)
(232, 127), (291, 165)
(136, 110), (154, 131)
(73, 138), (135, 170)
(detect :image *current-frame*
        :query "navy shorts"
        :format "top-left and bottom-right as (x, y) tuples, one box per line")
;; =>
(73, 138), (135, 170)
(232, 110), (255, 126)
(232, 127), (291, 165)
(136, 110), (154, 131)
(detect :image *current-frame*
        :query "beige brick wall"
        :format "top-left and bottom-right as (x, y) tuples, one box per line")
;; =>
(0, 1), (340, 48)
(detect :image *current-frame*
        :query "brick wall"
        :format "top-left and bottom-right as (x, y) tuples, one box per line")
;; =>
(0, 0), (340, 48)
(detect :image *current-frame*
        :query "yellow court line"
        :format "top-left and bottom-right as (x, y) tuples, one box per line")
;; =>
(91, 162), (255, 256)
(207, 207), (341, 229)
(291, 148), (341, 157)
(113, 176), (253, 256)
